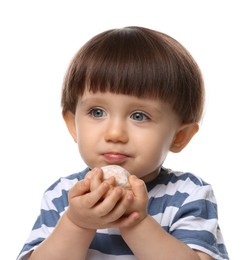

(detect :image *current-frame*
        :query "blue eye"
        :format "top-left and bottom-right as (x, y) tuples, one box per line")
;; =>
(90, 108), (106, 118)
(131, 112), (149, 121)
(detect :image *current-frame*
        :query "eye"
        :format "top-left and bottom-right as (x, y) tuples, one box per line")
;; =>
(131, 112), (149, 121)
(89, 108), (106, 118)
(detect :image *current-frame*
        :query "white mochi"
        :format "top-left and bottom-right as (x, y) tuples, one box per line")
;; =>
(101, 165), (131, 188)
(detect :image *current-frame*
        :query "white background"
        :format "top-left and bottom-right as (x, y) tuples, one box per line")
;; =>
(0, 1), (248, 259)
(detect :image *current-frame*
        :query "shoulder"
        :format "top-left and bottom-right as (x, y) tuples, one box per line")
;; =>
(41, 168), (90, 205)
(167, 169), (212, 196)
(167, 169), (216, 202)
(167, 168), (208, 186)
(148, 168), (216, 209)
(148, 167), (210, 194)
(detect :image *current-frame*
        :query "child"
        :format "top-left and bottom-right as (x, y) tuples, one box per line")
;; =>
(17, 26), (229, 259)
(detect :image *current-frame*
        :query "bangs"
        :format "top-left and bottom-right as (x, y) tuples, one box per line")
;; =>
(84, 28), (174, 100)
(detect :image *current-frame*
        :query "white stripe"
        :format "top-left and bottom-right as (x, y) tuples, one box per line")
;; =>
(170, 216), (218, 234)
(25, 224), (54, 243)
(41, 178), (77, 211)
(86, 249), (136, 260)
(149, 179), (217, 206)
(97, 228), (121, 235)
(183, 184), (217, 205)
(44, 177), (77, 200)
(149, 178), (199, 197)
(188, 244), (225, 260)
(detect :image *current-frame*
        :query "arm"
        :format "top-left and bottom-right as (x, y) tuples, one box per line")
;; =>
(28, 211), (95, 260)
(121, 215), (213, 260)
(28, 179), (95, 260)
(120, 175), (214, 260)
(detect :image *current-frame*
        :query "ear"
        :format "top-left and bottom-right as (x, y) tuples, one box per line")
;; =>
(170, 123), (199, 153)
(63, 111), (77, 143)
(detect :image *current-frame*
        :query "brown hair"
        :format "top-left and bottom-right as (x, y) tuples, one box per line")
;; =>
(61, 26), (204, 123)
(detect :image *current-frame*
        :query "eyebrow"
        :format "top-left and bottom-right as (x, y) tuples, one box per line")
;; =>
(78, 92), (170, 113)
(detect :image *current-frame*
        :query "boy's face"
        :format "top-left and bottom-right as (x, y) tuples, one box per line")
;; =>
(64, 90), (185, 182)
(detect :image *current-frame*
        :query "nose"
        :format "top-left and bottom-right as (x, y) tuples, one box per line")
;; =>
(104, 118), (129, 143)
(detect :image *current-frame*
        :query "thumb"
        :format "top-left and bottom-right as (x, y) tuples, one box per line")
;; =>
(128, 175), (147, 198)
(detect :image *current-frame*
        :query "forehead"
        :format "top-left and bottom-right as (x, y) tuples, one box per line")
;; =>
(79, 89), (160, 105)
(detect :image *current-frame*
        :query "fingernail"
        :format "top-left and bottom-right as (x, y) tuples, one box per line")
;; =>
(92, 167), (100, 174)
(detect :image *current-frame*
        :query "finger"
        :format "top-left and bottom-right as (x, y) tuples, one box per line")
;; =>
(100, 189), (133, 221)
(82, 181), (111, 208)
(85, 167), (100, 180)
(129, 175), (147, 198)
(90, 168), (116, 195)
(104, 176), (116, 186)
(90, 168), (103, 191)
(85, 171), (93, 180)
(96, 186), (124, 216)
(89, 168), (116, 186)
(68, 179), (90, 199)
(113, 211), (140, 228)
(99, 168), (116, 186)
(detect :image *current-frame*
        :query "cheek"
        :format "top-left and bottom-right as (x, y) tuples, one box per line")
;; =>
(149, 138), (171, 160)
(146, 131), (175, 160)
(75, 123), (105, 168)
(75, 125), (93, 158)
(77, 138), (96, 168)
(75, 118), (96, 144)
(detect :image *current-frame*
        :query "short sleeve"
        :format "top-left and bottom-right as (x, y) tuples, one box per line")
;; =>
(170, 183), (229, 259)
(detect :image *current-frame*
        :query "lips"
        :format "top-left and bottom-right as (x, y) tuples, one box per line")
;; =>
(103, 152), (129, 164)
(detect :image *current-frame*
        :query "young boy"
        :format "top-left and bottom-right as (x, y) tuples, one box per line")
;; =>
(17, 26), (229, 259)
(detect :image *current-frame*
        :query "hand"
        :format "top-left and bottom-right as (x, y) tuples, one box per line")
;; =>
(65, 171), (139, 231)
(86, 168), (149, 226)
(124, 175), (148, 224)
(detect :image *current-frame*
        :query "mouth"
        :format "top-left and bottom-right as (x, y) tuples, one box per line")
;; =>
(102, 152), (129, 164)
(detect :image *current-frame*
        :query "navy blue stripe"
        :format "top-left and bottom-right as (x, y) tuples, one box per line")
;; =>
(52, 189), (69, 213)
(217, 243), (229, 258)
(33, 209), (60, 229)
(148, 191), (189, 215)
(146, 168), (171, 191)
(173, 229), (216, 245)
(90, 233), (133, 255)
(173, 199), (217, 222)
(169, 172), (207, 186)
(17, 237), (45, 259)
(173, 229), (228, 258)
(146, 168), (208, 193)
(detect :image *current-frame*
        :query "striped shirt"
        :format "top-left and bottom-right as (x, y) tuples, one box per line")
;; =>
(17, 167), (229, 259)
